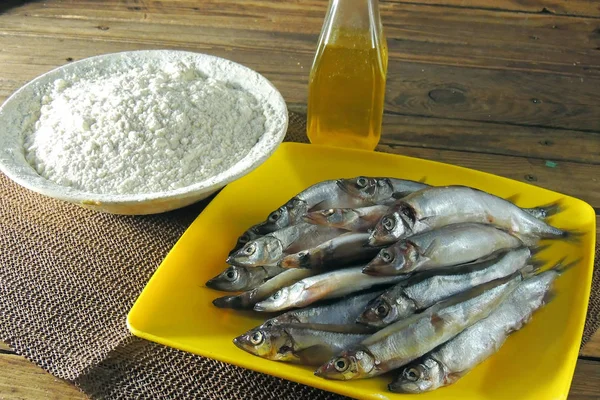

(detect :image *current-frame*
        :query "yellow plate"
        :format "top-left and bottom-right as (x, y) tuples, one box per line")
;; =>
(127, 142), (595, 400)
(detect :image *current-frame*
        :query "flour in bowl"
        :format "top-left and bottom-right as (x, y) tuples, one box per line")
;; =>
(22, 59), (267, 195)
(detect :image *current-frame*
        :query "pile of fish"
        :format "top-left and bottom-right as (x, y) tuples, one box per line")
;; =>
(206, 176), (577, 393)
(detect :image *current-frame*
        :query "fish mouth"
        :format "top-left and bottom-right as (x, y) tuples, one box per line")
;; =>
(204, 278), (219, 289)
(362, 261), (395, 276)
(212, 295), (244, 309)
(253, 302), (267, 312)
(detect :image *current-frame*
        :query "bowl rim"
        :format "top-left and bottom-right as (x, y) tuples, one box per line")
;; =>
(0, 49), (289, 205)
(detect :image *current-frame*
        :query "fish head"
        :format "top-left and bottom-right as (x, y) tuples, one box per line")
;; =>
(389, 358), (444, 393)
(357, 296), (401, 327)
(227, 236), (283, 267)
(337, 176), (394, 203)
(230, 228), (262, 256)
(255, 205), (293, 234)
(205, 265), (248, 291)
(314, 349), (376, 380)
(254, 285), (299, 312)
(368, 207), (413, 246)
(233, 326), (293, 361)
(362, 241), (412, 275)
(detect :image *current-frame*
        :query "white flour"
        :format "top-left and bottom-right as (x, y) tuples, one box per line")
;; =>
(22, 59), (266, 195)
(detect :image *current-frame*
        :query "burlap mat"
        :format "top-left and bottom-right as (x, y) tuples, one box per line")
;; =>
(0, 111), (597, 400)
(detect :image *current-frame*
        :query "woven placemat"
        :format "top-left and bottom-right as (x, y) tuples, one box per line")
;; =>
(0, 111), (597, 400)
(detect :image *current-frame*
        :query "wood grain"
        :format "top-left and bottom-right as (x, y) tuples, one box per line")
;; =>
(0, 352), (87, 400)
(1, 2), (599, 133)
(581, 330), (600, 358)
(3, 0), (600, 78)
(386, 0), (600, 18)
(376, 144), (600, 207)
(571, 359), (600, 399)
(0, 37), (598, 166)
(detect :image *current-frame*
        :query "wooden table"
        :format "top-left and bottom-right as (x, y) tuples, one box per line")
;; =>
(0, 0), (598, 398)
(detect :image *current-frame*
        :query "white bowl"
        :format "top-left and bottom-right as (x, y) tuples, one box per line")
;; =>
(0, 50), (288, 215)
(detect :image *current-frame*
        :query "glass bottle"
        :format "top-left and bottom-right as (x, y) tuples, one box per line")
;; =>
(307, 0), (388, 151)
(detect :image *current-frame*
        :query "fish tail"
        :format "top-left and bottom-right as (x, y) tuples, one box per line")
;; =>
(529, 243), (551, 255)
(542, 289), (557, 305)
(527, 257), (547, 271)
(521, 201), (563, 221)
(548, 257), (580, 275)
(559, 228), (584, 243)
(520, 263), (542, 278)
(533, 201), (564, 220)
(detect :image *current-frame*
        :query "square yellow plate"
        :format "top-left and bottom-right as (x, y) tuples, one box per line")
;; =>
(127, 142), (595, 400)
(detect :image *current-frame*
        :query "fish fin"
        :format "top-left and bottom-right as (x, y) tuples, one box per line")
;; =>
(548, 257), (580, 275)
(446, 370), (469, 385)
(527, 257), (547, 271)
(529, 243), (551, 255)
(519, 264), (539, 279)
(295, 345), (333, 366)
(542, 289), (557, 305)
(419, 238), (439, 258)
(558, 228), (584, 243)
(392, 191), (414, 200)
(526, 201), (564, 220)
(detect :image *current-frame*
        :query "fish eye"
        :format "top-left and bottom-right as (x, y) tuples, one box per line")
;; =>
(272, 290), (281, 299)
(356, 177), (368, 188)
(269, 210), (281, 222)
(382, 216), (396, 231)
(334, 358), (349, 372)
(250, 331), (264, 345)
(380, 250), (394, 263)
(375, 302), (389, 317)
(405, 367), (420, 382)
(225, 268), (238, 282)
(244, 243), (256, 255)
(323, 209), (335, 217)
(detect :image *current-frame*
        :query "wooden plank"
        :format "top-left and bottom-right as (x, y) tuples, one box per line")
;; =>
(0, 34), (599, 164)
(375, 144), (600, 207)
(571, 359), (600, 399)
(385, 0), (600, 19)
(2, 1), (600, 78)
(0, 353), (87, 400)
(582, 330), (600, 358)
(378, 114), (599, 165)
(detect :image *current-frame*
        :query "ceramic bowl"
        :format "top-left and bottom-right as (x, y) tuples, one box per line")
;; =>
(0, 50), (288, 215)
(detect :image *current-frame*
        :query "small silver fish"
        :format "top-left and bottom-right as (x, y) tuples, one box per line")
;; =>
(227, 223), (343, 267)
(363, 223), (525, 276)
(314, 273), (522, 380)
(304, 205), (390, 232)
(389, 260), (569, 393)
(234, 323), (372, 366)
(279, 232), (379, 269)
(254, 266), (406, 312)
(205, 264), (284, 292)
(369, 186), (571, 246)
(260, 289), (385, 328)
(358, 248), (535, 327)
(336, 177), (429, 205)
(212, 268), (317, 309)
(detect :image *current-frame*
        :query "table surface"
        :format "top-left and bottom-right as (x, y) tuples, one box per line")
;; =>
(0, 0), (598, 398)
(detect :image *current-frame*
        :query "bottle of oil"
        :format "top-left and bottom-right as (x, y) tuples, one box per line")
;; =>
(307, 0), (388, 151)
